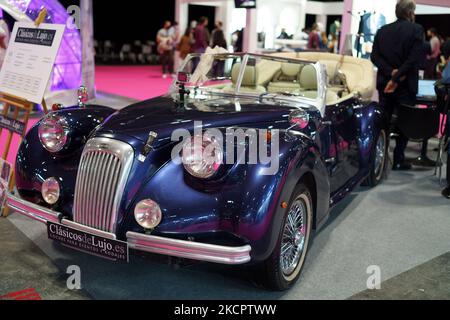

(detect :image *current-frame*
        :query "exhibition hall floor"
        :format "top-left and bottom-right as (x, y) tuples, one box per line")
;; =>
(1, 141), (449, 300)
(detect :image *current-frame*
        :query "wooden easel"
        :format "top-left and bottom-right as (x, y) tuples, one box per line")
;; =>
(0, 8), (50, 217)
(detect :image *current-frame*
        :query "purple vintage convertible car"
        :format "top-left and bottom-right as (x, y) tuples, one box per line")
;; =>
(2, 52), (387, 290)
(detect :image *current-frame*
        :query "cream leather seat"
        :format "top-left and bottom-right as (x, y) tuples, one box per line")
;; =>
(267, 63), (303, 94)
(257, 60), (282, 86)
(299, 65), (317, 98)
(269, 51), (375, 104)
(223, 63), (266, 94)
(299, 65), (339, 103)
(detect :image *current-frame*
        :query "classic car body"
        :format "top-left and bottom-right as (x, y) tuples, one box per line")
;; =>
(2, 52), (387, 290)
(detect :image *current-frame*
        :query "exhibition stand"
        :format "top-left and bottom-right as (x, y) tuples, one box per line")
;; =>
(176, 0), (450, 57)
(340, 0), (450, 55)
(175, 0), (344, 53)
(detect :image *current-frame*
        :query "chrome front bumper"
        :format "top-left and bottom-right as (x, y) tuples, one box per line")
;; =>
(3, 191), (252, 265)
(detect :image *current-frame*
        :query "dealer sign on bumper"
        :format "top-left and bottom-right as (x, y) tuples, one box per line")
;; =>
(47, 222), (129, 262)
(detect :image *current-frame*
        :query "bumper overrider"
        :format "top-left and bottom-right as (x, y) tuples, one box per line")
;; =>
(3, 190), (252, 265)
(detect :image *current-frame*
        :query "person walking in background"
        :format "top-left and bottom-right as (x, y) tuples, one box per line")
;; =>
(209, 21), (228, 77)
(170, 21), (180, 44)
(296, 28), (309, 41)
(232, 29), (243, 52)
(442, 40), (450, 84)
(425, 28), (441, 79)
(277, 28), (290, 40)
(320, 31), (328, 51)
(193, 16), (210, 54)
(157, 21), (175, 78)
(177, 27), (194, 62)
(371, 0), (424, 171)
(307, 23), (320, 50)
(328, 33), (338, 54)
(210, 21), (227, 49)
(170, 21), (182, 71)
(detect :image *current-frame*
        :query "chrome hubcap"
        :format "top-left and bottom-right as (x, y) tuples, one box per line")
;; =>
(294, 230), (303, 247)
(280, 199), (307, 277)
(374, 132), (386, 179)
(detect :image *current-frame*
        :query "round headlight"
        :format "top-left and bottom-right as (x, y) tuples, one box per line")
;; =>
(134, 199), (162, 230)
(38, 114), (69, 153)
(182, 134), (223, 179)
(42, 177), (60, 205)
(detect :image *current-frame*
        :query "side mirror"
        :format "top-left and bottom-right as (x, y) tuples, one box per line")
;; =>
(177, 72), (190, 84)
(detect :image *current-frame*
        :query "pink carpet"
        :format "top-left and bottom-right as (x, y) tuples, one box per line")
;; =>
(95, 65), (173, 100)
(1, 119), (38, 165)
(1, 65), (171, 166)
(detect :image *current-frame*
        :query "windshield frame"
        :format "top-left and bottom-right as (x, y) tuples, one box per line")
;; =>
(171, 52), (327, 116)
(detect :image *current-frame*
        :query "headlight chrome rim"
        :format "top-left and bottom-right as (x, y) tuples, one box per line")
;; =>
(134, 199), (163, 230)
(182, 133), (223, 179)
(41, 177), (61, 205)
(38, 114), (69, 153)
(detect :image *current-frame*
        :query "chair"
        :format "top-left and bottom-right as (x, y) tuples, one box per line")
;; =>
(120, 44), (137, 63)
(434, 82), (450, 190)
(103, 40), (113, 62)
(396, 104), (440, 141)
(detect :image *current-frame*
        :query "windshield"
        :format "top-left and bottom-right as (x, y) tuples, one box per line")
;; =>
(170, 53), (326, 115)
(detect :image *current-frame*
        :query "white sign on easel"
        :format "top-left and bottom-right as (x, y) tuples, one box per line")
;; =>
(0, 22), (65, 104)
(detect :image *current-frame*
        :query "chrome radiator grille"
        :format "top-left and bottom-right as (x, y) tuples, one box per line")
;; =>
(73, 138), (134, 233)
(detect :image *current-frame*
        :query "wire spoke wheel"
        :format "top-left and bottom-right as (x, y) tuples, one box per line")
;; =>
(262, 184), (313, 290)
(280, 195), (310, 278)
(364, 129), (388, 187)
(374, 130), (386, 181)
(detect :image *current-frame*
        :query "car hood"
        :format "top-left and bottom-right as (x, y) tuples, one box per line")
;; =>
(96, 96), (308, 146)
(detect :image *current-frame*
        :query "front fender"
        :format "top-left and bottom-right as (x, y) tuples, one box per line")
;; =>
(15, 105), (116, 215)
(236, 135), (330, 261)
(123, 131), (330, 262)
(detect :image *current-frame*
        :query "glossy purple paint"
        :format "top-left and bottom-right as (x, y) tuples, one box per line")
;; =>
(15, 95), (385, 262)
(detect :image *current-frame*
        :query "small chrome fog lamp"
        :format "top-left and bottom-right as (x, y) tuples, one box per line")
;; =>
(134, 199), (162, 230)
(42, 177), (60, 205)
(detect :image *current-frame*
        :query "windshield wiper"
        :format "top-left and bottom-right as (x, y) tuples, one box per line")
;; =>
(274, 92), (304, 97)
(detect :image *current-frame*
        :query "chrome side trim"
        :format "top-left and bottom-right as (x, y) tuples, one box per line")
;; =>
(6, 193), (61, 224)
(126, 232), (252, 265)
(61, 219), (117, 240)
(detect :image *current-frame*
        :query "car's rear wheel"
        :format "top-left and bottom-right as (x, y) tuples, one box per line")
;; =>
(261, 183), (313, 291)
(365, 129), (388, 187)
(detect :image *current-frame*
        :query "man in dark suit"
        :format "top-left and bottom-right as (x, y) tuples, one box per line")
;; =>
(371, 0), (424, 171)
